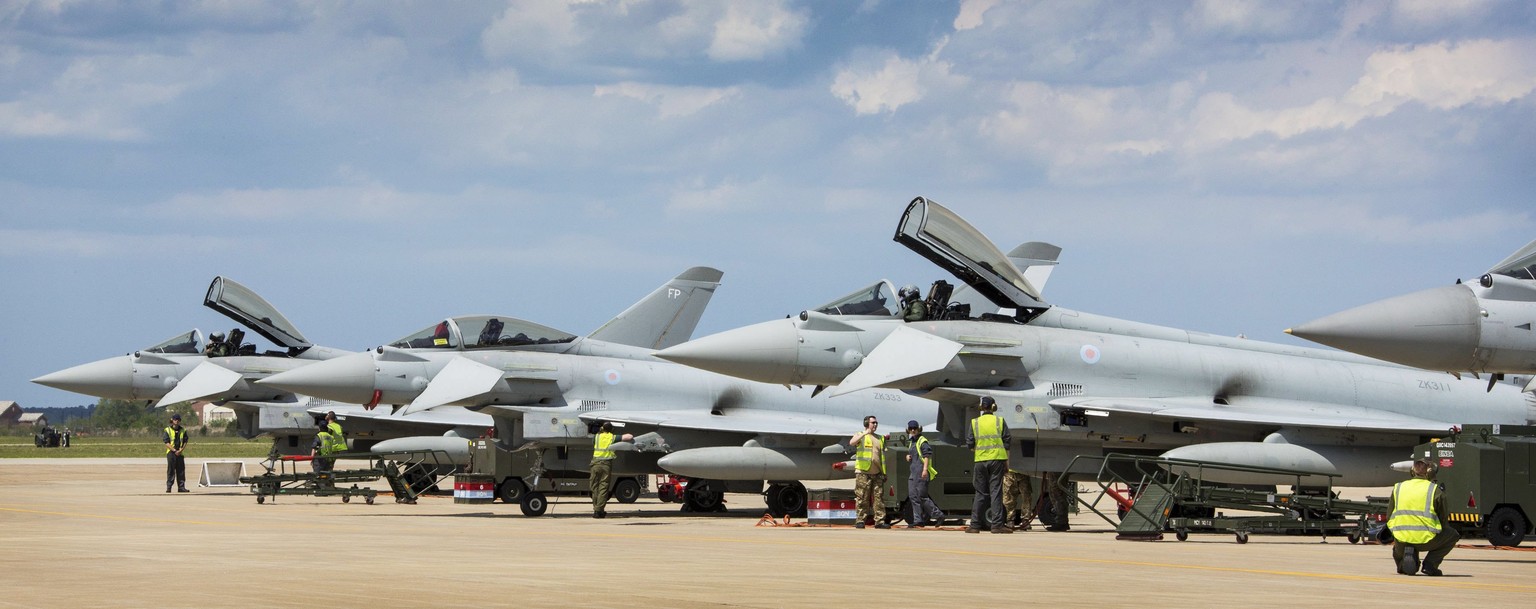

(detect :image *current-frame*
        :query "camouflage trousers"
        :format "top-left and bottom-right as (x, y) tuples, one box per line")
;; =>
(1002, 470), (1035, 524)
(854, 472), (887, 523)
(589, 460), (612, 514)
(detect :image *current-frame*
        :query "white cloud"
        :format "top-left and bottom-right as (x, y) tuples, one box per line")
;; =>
(481, 0), (588, 60)
(593, 82), (739, 118)
(953, 0), (998, 31)
(832, 52), (963, 115)
(0, 53), (193, 141)
(664, 176), (769, 214)
(706, 1), (809, 61)
(1191, 39), (1536, 144)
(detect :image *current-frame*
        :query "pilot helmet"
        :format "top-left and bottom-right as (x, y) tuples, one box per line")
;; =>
(209, 332), (226, 342)
(899, 285), (919, 300)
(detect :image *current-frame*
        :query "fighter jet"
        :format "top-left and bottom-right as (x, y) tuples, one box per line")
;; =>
(1287, 239), (1536, 393)
(257, 289), (938, 515)
(656, 197), (1536, 487)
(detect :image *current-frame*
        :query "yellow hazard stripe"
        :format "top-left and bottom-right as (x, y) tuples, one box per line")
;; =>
(1446, 512), (1481, 523)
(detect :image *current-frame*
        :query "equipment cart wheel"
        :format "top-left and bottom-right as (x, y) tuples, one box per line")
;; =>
(1486, 506), (1527, 547)
(521, 492), (549, 517)
(257, 495), (265, 504)
(612, 478), (642, 504)
(497, 477), (528, 504)
(366, 496), (375, 505)
(1235, 531), (1249, 544)
(342, 495), (351, 504)
(1175, 530), (1189, 542)
(1347, 530), (1361, 544)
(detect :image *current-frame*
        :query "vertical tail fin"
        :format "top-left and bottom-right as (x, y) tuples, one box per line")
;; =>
(588, 267), (724, 350)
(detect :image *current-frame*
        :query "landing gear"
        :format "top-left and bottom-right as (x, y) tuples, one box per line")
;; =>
(521, 491), (549, 517)
(764, 482), (808, 517)
(683, 480), (726, 512)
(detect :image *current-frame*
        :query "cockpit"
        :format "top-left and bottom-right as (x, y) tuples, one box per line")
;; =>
(388, 315), (577, 350)
(812, 281), (901, 317)
(143, 330), (203, 355)
(1490, 241), (1536, 281)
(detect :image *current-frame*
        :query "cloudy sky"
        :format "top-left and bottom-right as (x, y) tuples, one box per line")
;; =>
(4, 0), (1534, 408)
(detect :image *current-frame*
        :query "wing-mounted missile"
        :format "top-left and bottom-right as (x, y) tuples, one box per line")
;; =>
(370, 436), (473, 464)
(656, 445), (856, 480)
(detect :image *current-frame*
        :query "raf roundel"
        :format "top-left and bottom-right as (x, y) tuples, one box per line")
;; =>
(1080, 344), (1102, 365)
(604, 369), (622, 385)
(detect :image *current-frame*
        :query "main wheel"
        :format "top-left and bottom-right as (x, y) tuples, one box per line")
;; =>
(684, 484), (725, 512)
(765, 482), (807, 517)
(612, 478), (642, 504)
(521, 492), (549, 517)
(497, 477), (528, 504)
(1486, 506), (1527, 547)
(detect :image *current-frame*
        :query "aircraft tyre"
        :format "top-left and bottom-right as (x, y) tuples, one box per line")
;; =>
(521, 492), (548, 517)
(612, 478), (642, 504)
(764, 482), (808, 517)
(1486, 506), (1527, 547)
(497, 477), (527, 504)
(683, 482), (725, 512)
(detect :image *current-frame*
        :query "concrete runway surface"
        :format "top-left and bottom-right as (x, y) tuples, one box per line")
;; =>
(2, 458), (1534, 608)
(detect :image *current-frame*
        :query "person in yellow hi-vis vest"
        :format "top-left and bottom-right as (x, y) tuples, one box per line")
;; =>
(965, 396), (1011, 534)
(849, 415), (890, 529)
(162, 412), (189, 493)
(1388, 459), (1458, 576)
(589, 422), (633, 519)
(904, 420), (945, 528)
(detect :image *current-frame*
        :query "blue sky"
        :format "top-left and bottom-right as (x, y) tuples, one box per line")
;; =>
(4, 0), (1534, 408)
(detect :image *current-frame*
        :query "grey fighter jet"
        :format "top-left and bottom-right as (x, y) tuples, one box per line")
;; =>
(656, 197), (1536, 487)
(257, 296), (937, 514)
(1287, 240), (1536, 393)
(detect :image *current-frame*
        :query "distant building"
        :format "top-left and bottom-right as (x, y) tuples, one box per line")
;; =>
(0, 401), (22, 426)
(198, 401), (236, 424)
(18, 412), (48, 428)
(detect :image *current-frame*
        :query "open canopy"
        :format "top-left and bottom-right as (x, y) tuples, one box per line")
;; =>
(204, 276), (310, 349)
(894, 196), (1048, 312)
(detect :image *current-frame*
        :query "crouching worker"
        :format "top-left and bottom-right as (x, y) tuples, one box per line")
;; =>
(1388, 459), (1458, 576)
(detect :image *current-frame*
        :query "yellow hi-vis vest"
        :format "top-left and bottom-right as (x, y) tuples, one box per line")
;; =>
(326, 422), (347, 454)
(855, 434), (885, 474)
(316, 430), (340, 457)
(1388, 478), (1442, 544)
(971, 414), (1007, 462)
(164, 427), (186, 455)
(913, 435), (938, 479)
(592, 432), (617, 462)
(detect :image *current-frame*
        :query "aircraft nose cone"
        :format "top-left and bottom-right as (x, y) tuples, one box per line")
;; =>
(258, 352), (378, 403)
(1288, 284), (1480, 371)
(32, 356), (136, 399)
(654, 319), (800, 384)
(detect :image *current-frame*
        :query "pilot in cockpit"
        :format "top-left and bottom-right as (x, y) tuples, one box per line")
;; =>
(204, 332), (232, 357)
(479, 318), (505, 347)
(898, 285), (926, 322)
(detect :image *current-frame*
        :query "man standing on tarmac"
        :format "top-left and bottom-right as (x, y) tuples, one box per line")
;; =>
(850, 415), (891, 529)
(1002, 463), (1035, 531)
(904, 420), (945, 528)
(965, 396), (1010, 534)
(323, 411), (346, 455)
(163, 413), (189, 493)
(311, 420), (340, 477)
(589, 422), (633, 519)
(1388, 459), (1458, 576)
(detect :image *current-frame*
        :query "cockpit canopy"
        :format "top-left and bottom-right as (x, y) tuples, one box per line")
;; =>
(388, 315), (577, 350)
(1490, 239), (1536, 281)
(144, 330), (202, 354)
(204, 276), (310, 349)
(811, 281), (900, 317)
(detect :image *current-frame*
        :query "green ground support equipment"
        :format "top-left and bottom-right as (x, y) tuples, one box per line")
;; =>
(1411, 424), (1536, 546)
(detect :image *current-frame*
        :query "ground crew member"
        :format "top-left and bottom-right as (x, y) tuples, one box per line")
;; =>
(311, 420), (339, 480)
(1042, 471), (1070, 531)
(1388, 459), (1458, 576)
(850, 415), (891, 529)
(898, 285), (926, 322)
(965, 396), (1010, 534)
(1002, 465), (1035, 531)
(904, 420), (945, 527)
(589, 422), (633, 519)
(324, 411), (347, 455)
(163, 413), (189, 493)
